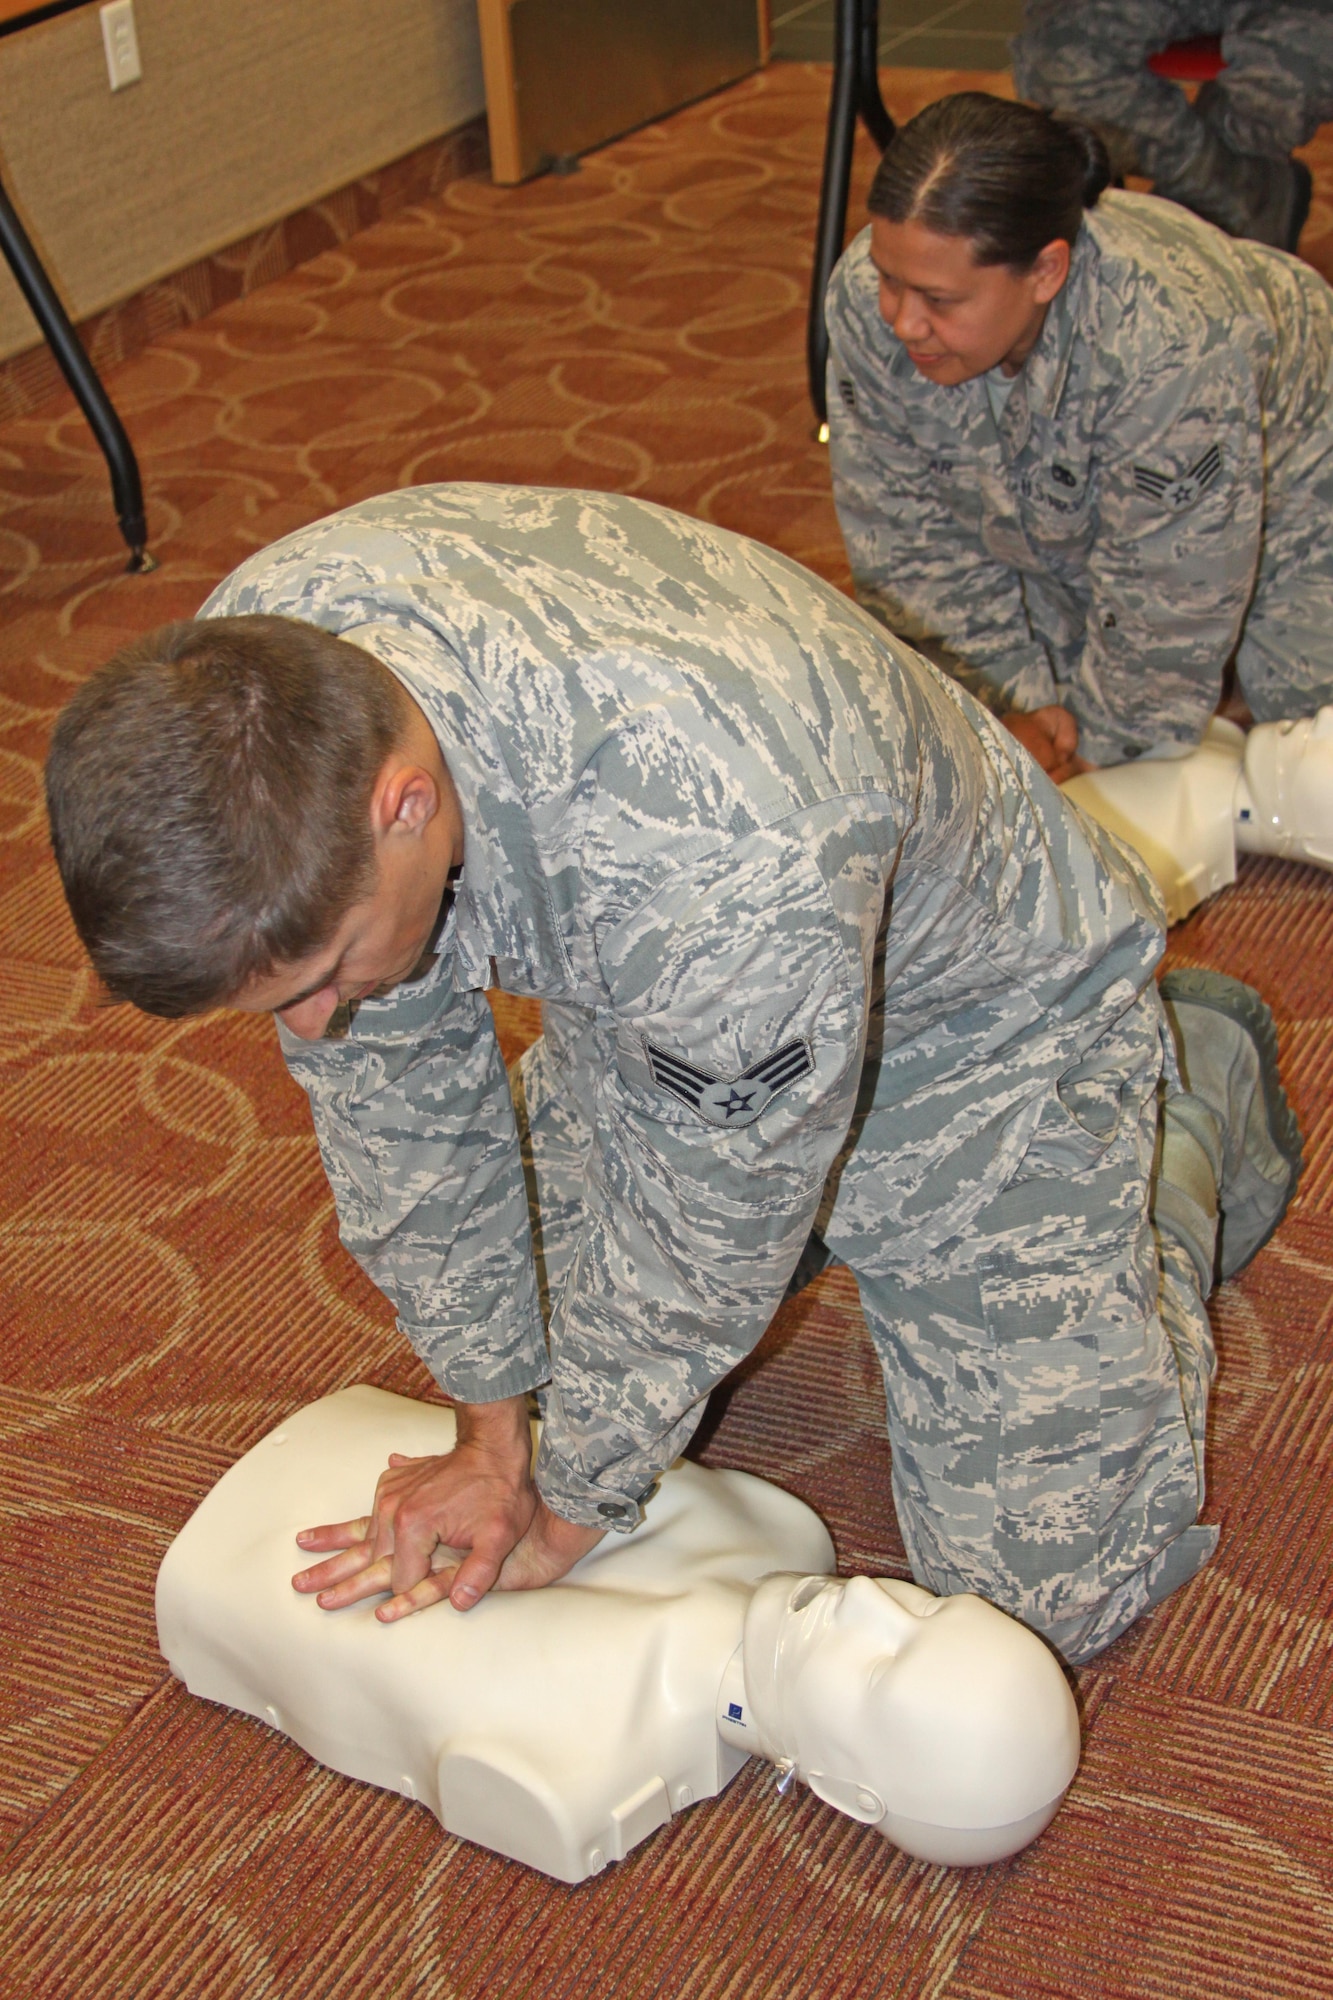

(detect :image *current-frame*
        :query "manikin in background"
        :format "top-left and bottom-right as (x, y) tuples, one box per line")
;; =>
(1063, 708), (1333, 924)
(157, 1389), (1081, 1885)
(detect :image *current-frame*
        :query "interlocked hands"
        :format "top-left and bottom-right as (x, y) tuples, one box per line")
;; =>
(291, 1394), (604, 1620)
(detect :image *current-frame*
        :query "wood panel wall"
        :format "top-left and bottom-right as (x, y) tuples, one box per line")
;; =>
(0, 0), (484, 359)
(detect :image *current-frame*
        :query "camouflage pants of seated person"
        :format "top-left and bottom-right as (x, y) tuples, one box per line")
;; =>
(511, 987), (1221, 1666)
(1013, 0), (1333, 245)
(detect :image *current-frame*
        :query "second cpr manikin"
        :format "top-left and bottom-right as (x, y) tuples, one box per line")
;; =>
(157, 1389), (1080, 1883)
(1064, 709), (1333, 923)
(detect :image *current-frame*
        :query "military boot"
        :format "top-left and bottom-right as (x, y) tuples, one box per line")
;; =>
(1158, 970), (1303, 1285)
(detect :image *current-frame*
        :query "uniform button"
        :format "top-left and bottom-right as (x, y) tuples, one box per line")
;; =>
(597, 1501), (628, 1519)
(1102, 612), (1117, 629)
(1122, 744), (1145, 759)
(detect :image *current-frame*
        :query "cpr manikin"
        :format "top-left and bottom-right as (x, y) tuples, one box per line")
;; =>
(1063, 709), (1333, 924)
(156, 1389), (1080, 1883)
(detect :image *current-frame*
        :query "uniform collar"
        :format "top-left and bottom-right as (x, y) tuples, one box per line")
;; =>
(340, 618), (568, 995)
(992, 222), (1093, 449)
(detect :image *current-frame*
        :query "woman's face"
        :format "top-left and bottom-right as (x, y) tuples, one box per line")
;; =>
(868, 215), (1070, 386)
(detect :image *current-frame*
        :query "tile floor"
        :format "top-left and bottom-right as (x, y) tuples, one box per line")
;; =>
(770, 0), (1022, 70)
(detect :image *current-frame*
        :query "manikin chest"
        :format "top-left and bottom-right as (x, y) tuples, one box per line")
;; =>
(157, 1388), (834, 1883)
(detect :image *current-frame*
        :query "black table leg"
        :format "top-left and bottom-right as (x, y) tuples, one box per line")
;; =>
(0, 176), (153, 571)
(806, 0), (894, 432)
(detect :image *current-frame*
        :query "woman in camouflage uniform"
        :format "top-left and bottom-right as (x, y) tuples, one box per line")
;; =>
(825, 93), (1333, 783)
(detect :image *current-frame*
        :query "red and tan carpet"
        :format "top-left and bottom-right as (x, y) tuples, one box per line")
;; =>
(1, 61), (1331, 2000)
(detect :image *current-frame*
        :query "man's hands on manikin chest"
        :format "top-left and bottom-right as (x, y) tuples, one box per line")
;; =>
(290, 1395), (605, 1619)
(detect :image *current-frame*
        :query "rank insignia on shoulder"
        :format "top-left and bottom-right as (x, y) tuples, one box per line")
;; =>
(645, 1038), (814, 1128)
(1133, 443), (1222, 512)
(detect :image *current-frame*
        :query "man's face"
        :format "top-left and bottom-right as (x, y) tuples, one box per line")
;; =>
(234, 855), (449, 1041)
(867, 215), (1068, 385)
(233, 708), (463, 1041)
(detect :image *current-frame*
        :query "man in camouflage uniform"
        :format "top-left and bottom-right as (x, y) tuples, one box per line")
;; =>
(1013, 0), (1331, 249)
(48, 486), (1302, 1663)
(826, 190), (1333, 770)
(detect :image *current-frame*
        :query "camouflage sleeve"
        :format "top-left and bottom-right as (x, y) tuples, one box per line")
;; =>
(1062, 341), (1264, 765)
(532, 803), (888, 1530)
(277, 956), (549, 1404)
(826, 274), (1059, 715)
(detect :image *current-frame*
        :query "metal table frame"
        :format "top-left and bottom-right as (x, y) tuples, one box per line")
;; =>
(806, 0), (894, 432)
(0, 0), (151, 568)
(5, 0), (891, 545)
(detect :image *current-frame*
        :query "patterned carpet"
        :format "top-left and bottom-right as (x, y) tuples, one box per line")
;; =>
(1, 60), (1332, 2000)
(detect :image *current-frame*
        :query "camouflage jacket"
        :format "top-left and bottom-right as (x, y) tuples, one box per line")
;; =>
(826, 191), (1333, 764)
(203, 486), (1162, 1525)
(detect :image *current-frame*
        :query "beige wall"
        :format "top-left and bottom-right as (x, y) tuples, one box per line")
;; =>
(0, 0), (485, 359)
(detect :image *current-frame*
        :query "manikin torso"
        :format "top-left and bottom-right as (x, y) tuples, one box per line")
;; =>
(156, 1388), (834, 1883)
(159, 1389), (1080, 1881)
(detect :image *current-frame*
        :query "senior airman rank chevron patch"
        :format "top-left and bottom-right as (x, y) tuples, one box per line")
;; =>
(645, 1038), (814, 1128)
(1132, 443), (1223, 512)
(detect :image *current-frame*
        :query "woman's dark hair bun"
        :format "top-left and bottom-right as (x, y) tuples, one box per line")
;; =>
(1062, 116), (1112, 208)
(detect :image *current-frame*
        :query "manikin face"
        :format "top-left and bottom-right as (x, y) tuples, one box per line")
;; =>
(868, 215), (1071, 386)
(744, 1573), (1080, 1843)
(232, 696), (464, 1041)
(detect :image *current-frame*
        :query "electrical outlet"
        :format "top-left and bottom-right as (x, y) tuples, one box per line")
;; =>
(100, 0), (142, 92)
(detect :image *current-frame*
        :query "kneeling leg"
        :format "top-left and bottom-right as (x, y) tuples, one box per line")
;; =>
(855, 1088), (1219, 1665)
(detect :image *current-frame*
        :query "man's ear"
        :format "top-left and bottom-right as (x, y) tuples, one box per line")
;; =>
(1029, 237), (1071, 305)
(369, 757), (439, 842)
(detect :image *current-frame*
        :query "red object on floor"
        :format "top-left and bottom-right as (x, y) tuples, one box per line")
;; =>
(1149, 34), (1226, 81)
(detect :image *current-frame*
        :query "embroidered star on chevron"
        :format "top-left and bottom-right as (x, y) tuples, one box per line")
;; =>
(1132, 443), (1223, 512)
(645, 1038), (815, 1128)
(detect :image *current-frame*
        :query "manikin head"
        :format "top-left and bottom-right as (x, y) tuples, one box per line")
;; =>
(742, 1574), (1080, 1865)
(864, 93), (1110, 385)
(44, 616), (463, 1036)
(1237, 708), (1333, 868)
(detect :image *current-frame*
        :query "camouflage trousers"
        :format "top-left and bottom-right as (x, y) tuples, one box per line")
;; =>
(1015, 0), (1333, 162)
(513, 987), (1220, 1666)
(1236, 338), (1333, 725)
(1014, 0), (1333, 244)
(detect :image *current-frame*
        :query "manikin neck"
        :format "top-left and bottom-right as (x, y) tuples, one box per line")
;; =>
(714, 1577), (804, 1772)
(715, 1580), (895, 1829)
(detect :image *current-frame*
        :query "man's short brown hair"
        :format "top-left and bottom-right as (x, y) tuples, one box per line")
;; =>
(45, 615), (411, 1016)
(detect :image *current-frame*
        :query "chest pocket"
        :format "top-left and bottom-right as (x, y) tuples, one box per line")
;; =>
(941, 462), (985, 534)
(1020, 455), (1093, 543)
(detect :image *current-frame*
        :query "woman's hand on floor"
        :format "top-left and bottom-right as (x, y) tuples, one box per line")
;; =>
(1003, 704), (1092, 786)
